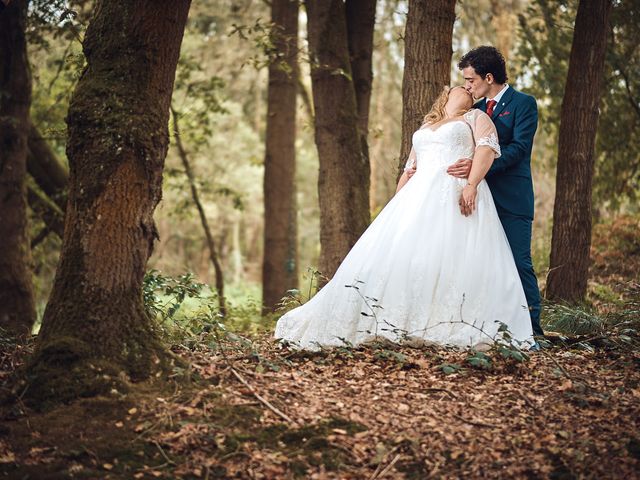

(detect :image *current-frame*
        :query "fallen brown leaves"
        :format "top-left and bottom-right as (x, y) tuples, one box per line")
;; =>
(120, 335), (639, 479)
(2, 327), (640, 479)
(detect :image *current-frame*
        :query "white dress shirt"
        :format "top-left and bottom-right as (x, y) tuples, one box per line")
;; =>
(488, 83), (510, 105)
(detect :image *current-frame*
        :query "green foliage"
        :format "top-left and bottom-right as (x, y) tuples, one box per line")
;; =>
(143, 270), (205, 323)
(439, 362), (463, 375)
(373, 346), (408, 365)
(515, 0), (640, 210)
(142, 270), (271, 351)
(542, 302), (607, 336)
(27, 0), (91, 47)
(465, 350), (492, 370)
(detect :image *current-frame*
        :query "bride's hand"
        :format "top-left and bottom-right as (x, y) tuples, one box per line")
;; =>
(461, 184), (477, 216)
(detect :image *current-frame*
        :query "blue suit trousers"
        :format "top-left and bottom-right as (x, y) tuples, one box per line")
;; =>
(498, 213), (544, 336)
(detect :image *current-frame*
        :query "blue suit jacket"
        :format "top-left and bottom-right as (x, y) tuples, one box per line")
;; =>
(478, 87), (538, 219)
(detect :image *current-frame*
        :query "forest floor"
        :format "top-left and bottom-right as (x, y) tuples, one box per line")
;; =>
(1, 217), (639, 479)
(2, 332), (640, 479)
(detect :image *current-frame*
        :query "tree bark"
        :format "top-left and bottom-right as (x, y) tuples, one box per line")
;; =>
(398, 0), (456, 175)
(262, 0), (299, 313)
(27, 0), (191, 406)
(172, 107), (227, 317)
(346, 0), (376, 164)
(547, 0), (613, 302)
(0, 0), (36, 338)
(306, 0), (370, 279)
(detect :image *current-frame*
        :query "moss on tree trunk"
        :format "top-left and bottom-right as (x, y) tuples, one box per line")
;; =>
(24, 0), (191, 408)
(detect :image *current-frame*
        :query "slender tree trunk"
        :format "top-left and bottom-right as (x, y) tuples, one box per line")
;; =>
(27, 183), (65, 242)
(547, 0), (613, 302)
(0, 0), (36, 338)
(346, 0), (376, 164)
(296, 70), (314, 120)
(27, 0), (191, 406)
(26, 123), (68, 242)
(489, 0), (517, 62)
(398, 0), (456, 175)
(262, 0), (299, 313)
(172, 107), (227, 317)
(306, 0), (370, 279)
(27, 122), (69, 211)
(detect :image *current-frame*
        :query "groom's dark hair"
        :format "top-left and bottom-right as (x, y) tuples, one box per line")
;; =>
(458, 46), (508, 84)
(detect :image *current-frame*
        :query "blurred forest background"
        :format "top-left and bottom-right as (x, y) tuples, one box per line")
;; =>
(24, 0), (639, 323)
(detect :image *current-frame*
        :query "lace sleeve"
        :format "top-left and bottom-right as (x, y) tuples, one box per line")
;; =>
(464, 110), (501, 158)
(403, 146), (417, 171)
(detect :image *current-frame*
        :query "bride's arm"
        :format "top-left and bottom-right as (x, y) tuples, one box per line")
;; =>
(461, 146), (494, 214)
(461, 111), (501, 215)
(395, 171), (410, 193)
(467, 145), (495, 187)
(395, 146), (417, 194)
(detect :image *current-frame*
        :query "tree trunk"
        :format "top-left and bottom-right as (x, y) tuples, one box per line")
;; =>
(27, 122), (69, 211)
(0, 0), (36, 338)
(489, 0), (517, 62)
(262, 0), (299, 313)
(547, 0), (613, 302)
(346, 0), (376, 164)
(27, 183), (65, 242)
(398, 0), (456, 175)
(172, 107), (227, 317)
(27, 0), (191, 406)
(305, 0), (370, 279)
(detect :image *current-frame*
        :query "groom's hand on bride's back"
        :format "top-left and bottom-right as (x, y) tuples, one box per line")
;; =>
(407, 166), (417, 178)
(447, 158), (472, 178)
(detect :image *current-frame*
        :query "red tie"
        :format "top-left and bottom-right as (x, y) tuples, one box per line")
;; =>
(486, 99), (497, 117)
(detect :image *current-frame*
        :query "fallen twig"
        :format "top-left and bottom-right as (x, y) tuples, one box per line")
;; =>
(425, 387), (457, 398)
(376, 453), (402, 479)
(153, 440), (175, 465)
(368, 446), (400, 480)
(517, 391), (539, 412)
(229, 367), (299, 426)
(452, 413), (499, 428)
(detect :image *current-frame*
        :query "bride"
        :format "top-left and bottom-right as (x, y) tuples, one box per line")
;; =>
(275, 86), (534, 350)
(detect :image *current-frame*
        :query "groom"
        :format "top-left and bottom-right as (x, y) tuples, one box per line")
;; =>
(448, 46), (544, 338)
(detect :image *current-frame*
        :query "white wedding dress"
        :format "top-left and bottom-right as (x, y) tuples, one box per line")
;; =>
(275, 110), (534, 350)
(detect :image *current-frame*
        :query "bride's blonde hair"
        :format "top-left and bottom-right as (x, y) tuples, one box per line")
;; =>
(423, 86), (471, 124)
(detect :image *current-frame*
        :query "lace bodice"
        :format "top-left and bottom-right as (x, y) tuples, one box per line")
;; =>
(404, 109), (501, 171)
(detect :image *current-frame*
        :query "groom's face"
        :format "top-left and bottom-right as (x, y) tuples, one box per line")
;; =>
(462, 67), (490, 99)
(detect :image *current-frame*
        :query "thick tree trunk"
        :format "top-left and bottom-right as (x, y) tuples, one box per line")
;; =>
(27, 122), (69, 211)
(0, 0), (36, 338)
(398, 0), (455, 175)
(306, 0), (370, 279)
(346, 0), (376, 164)
(547, 0), (613, 302)
(27, 0), (191, 406)
(172, 107), (227, 317)
(262, 0), (299, 313)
